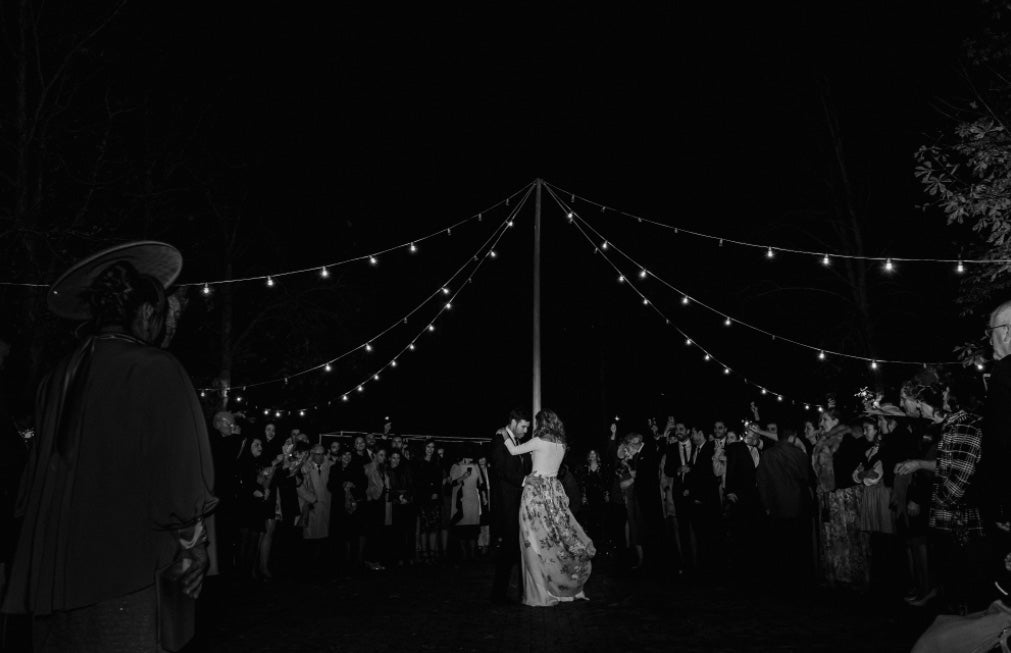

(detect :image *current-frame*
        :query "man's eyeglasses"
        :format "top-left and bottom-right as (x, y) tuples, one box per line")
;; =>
(986, 324), (1011, 337)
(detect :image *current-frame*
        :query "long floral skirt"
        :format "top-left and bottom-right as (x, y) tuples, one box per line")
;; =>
(519, 473), (596, 607)
(818, 486), (870, 590)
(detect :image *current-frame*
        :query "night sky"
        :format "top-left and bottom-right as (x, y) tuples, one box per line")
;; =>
(2, 2), (984, 447)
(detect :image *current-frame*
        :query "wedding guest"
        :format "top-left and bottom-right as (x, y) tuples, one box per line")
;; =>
(414, 440), (443, 563)
(576, 449), (610, 549)
(757, 426), (815, 590)
(364, 447), (391, 571)
(298, 444), (333, 575)
(476, 455), (492, 556)
(327, 450), (360, 574)
(896, 372), (987, 612)
(449, 449), (482, 561)
(617, 433), (645, 570)
(389, 450), (416, 566)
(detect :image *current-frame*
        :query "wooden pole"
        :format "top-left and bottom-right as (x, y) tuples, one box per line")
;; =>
(533, 178), (542, 418)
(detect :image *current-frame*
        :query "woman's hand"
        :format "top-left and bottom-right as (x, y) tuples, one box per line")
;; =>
(894, 460), (921, 476)
(907, 501), (921, 517)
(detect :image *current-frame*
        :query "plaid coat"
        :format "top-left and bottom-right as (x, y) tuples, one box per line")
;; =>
(928, 411), (984, 540)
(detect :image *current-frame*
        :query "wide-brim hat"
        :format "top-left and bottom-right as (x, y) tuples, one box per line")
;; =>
(47, 241), (182, 320)
(865, 403), (907, 418)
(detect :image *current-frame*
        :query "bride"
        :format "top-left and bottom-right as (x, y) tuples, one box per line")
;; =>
(503, 409), (596, 606)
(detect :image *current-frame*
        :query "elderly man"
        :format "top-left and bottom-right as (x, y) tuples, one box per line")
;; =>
(298, 443), (333, 575)
(982, 300), (1011, 602)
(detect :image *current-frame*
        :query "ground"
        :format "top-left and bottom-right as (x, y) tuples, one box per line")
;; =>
(183, 559), (936, 653)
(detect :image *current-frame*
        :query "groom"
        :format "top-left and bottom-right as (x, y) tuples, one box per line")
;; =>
(489, 407), (531, 604)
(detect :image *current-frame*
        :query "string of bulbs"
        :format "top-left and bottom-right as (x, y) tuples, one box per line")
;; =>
(210, 186), (532, 411)
(547, 186), (824, 411)
(545, 181), (998, 270)
(0, 182), (534, 290)
(565, 206), (962, 369)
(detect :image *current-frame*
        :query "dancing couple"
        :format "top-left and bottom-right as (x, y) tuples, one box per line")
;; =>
(489, 408), (595, 607)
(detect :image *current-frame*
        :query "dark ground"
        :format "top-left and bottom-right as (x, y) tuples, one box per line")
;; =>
(183, 557), (936, 653)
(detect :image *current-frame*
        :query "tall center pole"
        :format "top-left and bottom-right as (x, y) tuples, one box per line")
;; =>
(532, 178), (543, 418)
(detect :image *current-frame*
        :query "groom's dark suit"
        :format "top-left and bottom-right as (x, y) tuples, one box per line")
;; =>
(489, 426), (530, 601)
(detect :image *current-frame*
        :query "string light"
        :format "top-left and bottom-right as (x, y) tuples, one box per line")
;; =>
(199, 390), (206, 398)
(409, 343), (416, 351)
(822, 254), (830, 266)
(761, 389), (768, 395)
(369, 255), (378, 266)
(884, 259), (894, 273)
(547, 181), (1001, 268)
(551, 185), (822, 408)
(275, 411), (281, 418)
(567, 212), (574, 221)
(324, 363), (332, 372)
(202, 284), (211, 296)
(601, 241), (609, 251)
(442, 287), (451, 295)
(299, 409), (306, 417)
(427, 324), (435, 332)
(618, 275), (625, 283)
(445, 302), (452, 309)
(342, 395), (348, 402)
(818, 351), (826, 361)
(723, 317), (731, 327)
(488, 250), (497, 258)
(507, 220), (514, 228)
(976, 362), (985, 371)
(870, 360), (879, 370)
(357, 385), (364, 393)
(410, 243), (418, 253)
(558, 203), (959, 367)
(642, 298), (649, 305)
(266, 276), (275, 287)
(320, 266), (330, 279)
(957, 260), (964, 274)
(639, 269), (648, 279)
(373, 374), (380, 381)
(777, 395), (783, 402)
(365, 343), (373, 352)
(390, 359), (397, 367)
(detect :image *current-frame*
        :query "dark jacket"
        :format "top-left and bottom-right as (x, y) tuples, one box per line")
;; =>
(757, 440), (815, 520)
(488, 427), (530, 540)
(724, 441), (759, 504)
(983, 355), (1011, 523)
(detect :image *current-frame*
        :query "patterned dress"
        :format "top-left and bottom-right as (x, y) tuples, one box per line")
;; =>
(519, 439), (596, 607)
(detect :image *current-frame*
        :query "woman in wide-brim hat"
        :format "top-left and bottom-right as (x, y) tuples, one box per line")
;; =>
(3, 242), (218, 652)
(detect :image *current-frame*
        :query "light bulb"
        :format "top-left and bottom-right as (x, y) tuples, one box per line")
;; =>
(236, 396), (243, 403)
(202, 284), (211, 295)
(761, 389), (767, 395)
(373, 374), (380, 381)
(342, 395), (349, 402)
(642, 298), (649, 306)
(639, 269), (647, 279)
(723, 367), (730, 375)
(320, 266), (330, 279)
(199, 390), (206, 398)
(263, 409), (270, 415)
(618, 275), (625, 283)
(488, 250), (497, 258)
(357, 385), (364, 393)
(507, 220), (514, 228)
(777, 395), (783, 402)
(445, 302), (452, 310)
(681, 296), (689, 305)
(365, 343), (373, 352)
(818, 406), (824, 413)
(804, 404), (810, 410)
(957, 260), (964, 274)
(275, 411), (281, 418)
(976, 363), (984, 371)
(766, 247), (774, 259)
(822, 254), (830, 266)
(408, 343), (416, 351)
(703, 354), (711, 362)
(266, 276), (275, 287)
(409, 243), (417, 253)
(685, 338), (692, 346)
(391, 359), (397, 368)
(601, 241), (609, 251)
(428, 324), (435, 332)
(324, 363), (332, 372)
(724, 317), (731, 327)
(442, 287), (450, 295)
(369, 255), (378, 266)
(299, 410), (306, 417)
(884, 259), (894, 272)
(567, 212), (574, 221)
(818, 351), (826, 361)
(870, 360), (879, 370)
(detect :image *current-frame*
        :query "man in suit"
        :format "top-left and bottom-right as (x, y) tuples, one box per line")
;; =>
(664, 422), (696, 572)
(687, 426), (722, 573)
(724, 425), (763, 579)
(488, 408), (531, 604)
(982, 300), (1011, 601)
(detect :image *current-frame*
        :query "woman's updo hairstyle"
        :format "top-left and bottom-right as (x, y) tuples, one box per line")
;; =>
(533, 409), (566, 444)
(82, 261), (166, 335)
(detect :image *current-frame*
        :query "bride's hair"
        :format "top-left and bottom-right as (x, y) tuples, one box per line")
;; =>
(533, 409), (566, 444)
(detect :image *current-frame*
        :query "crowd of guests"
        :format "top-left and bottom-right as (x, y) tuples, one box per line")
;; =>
(203, 299), (1011, 635)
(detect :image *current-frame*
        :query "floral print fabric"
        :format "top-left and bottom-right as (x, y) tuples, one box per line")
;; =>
(520, 472), (596, 606)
